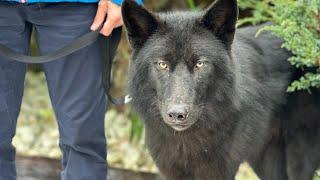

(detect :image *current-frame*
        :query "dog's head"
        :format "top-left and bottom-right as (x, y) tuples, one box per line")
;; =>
(122, 0), (239, 131)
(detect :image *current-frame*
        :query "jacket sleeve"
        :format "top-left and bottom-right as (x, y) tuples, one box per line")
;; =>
(111, 0), (143, 6)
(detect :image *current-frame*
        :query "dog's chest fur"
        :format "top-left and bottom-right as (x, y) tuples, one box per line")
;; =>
(145, 127), (238, 179)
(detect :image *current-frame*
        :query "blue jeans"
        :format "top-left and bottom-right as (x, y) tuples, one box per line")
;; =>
(0, 2), (108, 180)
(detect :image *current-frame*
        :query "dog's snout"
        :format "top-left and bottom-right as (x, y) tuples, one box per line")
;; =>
(167, 105), (188, 122)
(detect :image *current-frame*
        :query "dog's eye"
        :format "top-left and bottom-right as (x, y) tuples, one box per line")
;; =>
(158, 61), (169, 70)
(195, 61), (204, 69)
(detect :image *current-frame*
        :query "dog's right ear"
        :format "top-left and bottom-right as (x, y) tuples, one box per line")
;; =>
(200, 0), (238, 47)
(122, 0), (158, 49)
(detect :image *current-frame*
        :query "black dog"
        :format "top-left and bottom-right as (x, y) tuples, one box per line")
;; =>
(122, 0), (320, 179)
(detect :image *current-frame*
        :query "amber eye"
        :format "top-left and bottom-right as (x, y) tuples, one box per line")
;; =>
(195, 61), (204, 69)
(158, 61), (169, 70)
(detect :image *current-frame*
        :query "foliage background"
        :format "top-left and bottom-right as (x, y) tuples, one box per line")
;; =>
(237, 0), (320, 92)
(14, 0), (320, 179)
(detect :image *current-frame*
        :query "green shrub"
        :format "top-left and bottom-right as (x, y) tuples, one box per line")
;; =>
(237, 0), (320, 92)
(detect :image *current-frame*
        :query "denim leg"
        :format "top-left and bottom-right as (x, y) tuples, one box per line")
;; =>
(0, 3), (30, 180)
(27, 3), (107, 180)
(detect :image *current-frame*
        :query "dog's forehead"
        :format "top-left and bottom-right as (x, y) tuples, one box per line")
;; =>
(142, 11), (226, 64)
(155, 11), (222, 50)
(157, 11), (201, 31)
(151, 12), (201, 54)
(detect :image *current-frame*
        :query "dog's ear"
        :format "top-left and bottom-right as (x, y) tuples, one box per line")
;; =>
(200, 0), (238, 46)
(122, 0), (158, 49)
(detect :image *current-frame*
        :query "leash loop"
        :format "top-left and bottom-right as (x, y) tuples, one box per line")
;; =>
(0, 27), (129, 106)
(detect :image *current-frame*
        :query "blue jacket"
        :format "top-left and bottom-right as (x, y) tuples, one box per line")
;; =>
(10, 0), (143, 5)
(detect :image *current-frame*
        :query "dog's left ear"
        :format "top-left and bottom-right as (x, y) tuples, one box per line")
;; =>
(200, 0), (238, 46)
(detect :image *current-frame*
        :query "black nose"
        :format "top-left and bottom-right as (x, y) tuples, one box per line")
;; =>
(167, 105), (188, 122)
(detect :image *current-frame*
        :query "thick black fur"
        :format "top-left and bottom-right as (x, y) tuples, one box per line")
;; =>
(122, 0), (320, 179)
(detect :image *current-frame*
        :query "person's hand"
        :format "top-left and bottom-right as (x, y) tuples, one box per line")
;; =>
(90, 0), (123, 36)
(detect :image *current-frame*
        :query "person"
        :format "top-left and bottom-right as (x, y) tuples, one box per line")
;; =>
(0, 0), (142, 179)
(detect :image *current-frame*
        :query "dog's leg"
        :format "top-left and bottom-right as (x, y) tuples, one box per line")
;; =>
(157, 167), (194, 180)
(285, 130), (320, 180)
(249, 137), (289, 180)
(160, 174), (194, 180)
(195, 173), (233, 180)
(193, 164), (236, 180)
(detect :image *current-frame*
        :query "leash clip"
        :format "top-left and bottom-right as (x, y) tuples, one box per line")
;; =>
(124, 95), (132, 104)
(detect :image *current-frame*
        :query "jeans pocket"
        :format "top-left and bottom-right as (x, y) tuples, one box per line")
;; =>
(31, 3), (97, 28)
(0, 93), (12, 139)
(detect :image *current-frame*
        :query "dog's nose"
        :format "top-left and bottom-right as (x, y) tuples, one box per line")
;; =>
(167, 105), (188, 122)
